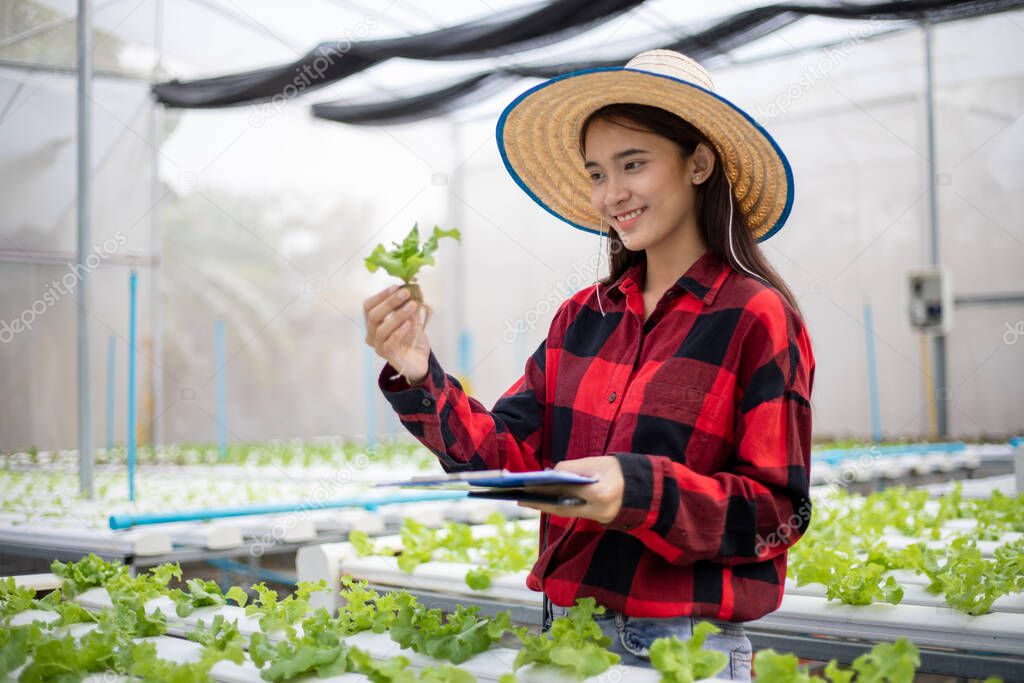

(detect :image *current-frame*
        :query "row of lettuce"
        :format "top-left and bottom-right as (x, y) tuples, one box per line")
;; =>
(348, 487), (1024, 616)
(1, 440), (435, 470)
(787, 485), (1023, 613)
(3, 438), (995, 471)
(346, 513), (536, 591)
(1, 554), (947, 683)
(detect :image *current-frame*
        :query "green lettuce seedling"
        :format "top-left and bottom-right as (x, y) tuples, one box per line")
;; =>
(649, 621), (729, 682)
(365, 222), (461, 325)
(512, 597), (620, 678)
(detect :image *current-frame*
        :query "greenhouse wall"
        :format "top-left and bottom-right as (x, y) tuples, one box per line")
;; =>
(1, 9), (1021, 451)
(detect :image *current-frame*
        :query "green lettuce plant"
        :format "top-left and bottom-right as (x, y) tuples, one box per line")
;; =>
(365, 222), (461, 326)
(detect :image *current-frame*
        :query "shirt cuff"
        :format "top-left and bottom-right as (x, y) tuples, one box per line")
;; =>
(378, 349), (446, 416)
(605, 452), (661, 532)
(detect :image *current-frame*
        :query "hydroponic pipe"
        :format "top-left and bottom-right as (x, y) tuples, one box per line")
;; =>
(863, 301), (882, 443)
(215, 319), (227, 461)
(106, 334), (115, 450)
(108, 489), (468, 530)
(813, 441), (966, 465)
(127, 269), (138, 502)
(363, 342), (377, 450)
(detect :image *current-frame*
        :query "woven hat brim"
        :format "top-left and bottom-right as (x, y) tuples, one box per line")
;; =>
(495, 66), (794, 242)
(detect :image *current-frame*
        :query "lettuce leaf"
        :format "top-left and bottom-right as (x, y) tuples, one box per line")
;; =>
(365, 223), (461, 283)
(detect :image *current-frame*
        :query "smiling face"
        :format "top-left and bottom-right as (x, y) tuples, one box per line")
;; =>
(584, 117), (712, 253)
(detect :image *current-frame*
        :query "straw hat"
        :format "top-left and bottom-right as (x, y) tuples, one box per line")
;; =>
(496, 49), (794, 242)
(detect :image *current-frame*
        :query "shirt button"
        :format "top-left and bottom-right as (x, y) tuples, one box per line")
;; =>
(608, 392), (617, 402)
(421, 397), (432, 407)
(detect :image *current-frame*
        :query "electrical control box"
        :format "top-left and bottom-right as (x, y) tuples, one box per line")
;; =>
(907, 266), (952, 335)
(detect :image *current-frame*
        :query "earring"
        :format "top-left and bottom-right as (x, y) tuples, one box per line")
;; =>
(595, 220), (607, 317)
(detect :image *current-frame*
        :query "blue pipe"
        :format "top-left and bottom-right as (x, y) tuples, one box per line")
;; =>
(106, 335), (116, 450)
(459, 329), (472, 379)
(364, 342), (377, 449)
(108, 490), (468, 529)
(813, 441), (966, 465)
(127, 270), (138, 502)
(515, 332), (527, 373)
(215, 319), (227, 461)
(206, 558), (296, 587)
(863, 302), (882, 442)
(388, 402), (400, 439)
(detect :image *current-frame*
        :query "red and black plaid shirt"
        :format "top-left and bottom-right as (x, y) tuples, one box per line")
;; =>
(379, 248), (815, 622)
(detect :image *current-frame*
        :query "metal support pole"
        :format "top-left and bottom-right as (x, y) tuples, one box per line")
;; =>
(76, 0), (94, 498)
(922, 19), (948, 437)
(151, 0), (165, 450)
(448, 120), (469, 379)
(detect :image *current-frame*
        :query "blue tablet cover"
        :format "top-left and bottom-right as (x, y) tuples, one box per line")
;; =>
(377, 468), (597, 489)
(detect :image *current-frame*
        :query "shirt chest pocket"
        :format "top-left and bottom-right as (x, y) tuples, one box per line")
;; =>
(631, 381), (729, 467)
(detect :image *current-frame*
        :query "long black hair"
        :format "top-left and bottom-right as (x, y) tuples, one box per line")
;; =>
(578, 103), (802, 318)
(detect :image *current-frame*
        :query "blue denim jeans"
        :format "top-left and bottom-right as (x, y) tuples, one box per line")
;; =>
(544, 601), (752, 682)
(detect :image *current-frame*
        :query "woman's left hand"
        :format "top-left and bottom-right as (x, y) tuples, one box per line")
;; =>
(518, 456), (625, 524)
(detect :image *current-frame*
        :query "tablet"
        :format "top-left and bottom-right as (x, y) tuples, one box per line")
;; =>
(467, 489), (586, 506)
(379, 468), (598, 489)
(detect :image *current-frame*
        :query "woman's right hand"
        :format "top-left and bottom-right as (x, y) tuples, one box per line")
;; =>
(363, 285), (431, 385)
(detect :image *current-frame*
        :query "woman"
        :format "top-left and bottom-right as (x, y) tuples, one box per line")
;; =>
(362, 50), (815, 681)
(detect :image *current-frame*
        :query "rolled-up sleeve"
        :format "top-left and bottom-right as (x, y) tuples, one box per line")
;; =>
(379, 302), (570, 474)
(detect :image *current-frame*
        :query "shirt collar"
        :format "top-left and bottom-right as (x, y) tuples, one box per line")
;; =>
(605, 249), (731, 306)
